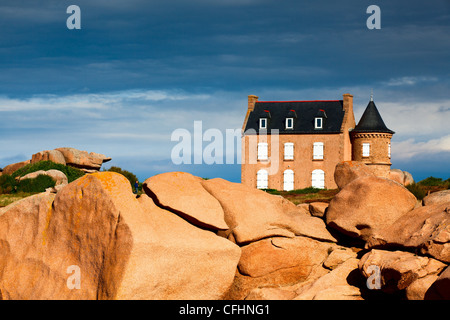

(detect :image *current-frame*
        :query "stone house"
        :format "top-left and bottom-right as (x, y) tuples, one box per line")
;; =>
(241, 93), (394, 190)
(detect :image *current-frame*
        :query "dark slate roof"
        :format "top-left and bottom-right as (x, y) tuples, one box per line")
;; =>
(352, 100), (395, 134)
(244, 100), (345, 134)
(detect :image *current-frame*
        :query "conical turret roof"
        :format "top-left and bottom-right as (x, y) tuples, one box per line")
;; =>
(353, 100), (394, 134)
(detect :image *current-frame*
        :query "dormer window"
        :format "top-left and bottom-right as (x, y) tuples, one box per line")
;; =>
(315, 109), (327, 130)
(259, 110), (271, 130)
(260, 118), (267, 129)
(315, 117), (323, 129)
(286, 109), (297, 130)
(286, 118), (294, 129)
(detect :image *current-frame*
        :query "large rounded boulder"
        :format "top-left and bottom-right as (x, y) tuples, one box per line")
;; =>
(326, 175), (417, 241)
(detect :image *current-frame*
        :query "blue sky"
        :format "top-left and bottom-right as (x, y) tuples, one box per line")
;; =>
(0, 0), (449, 183)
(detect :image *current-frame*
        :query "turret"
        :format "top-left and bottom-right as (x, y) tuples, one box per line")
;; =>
(351, 95), (394, 178)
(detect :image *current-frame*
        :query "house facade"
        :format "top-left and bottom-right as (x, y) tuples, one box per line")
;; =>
(241, 93), (394, 190)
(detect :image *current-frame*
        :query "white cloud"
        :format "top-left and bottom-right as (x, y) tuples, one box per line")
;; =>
(0, 89), (245, 168)
(384, 76), (438, 87)
(392, 135), (450, 160)
(379, 100), (450, 138)
(1, 87), (449, 180)
(0, 90), (211, 112)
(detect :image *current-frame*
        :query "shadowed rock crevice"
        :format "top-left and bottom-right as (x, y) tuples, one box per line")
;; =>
(142, 183), (225, 233)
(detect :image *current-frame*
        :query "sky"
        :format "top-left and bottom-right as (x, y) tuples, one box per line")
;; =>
(0, 0), (449, 183)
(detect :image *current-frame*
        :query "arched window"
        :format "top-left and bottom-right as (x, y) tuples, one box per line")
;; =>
(283, 169), (294, 191)
(311, 169), (325, 189)
(256, 169), (268, 189)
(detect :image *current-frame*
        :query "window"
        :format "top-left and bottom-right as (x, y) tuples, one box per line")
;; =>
(284, 142), (294, 160)
(257, 169), (268, 189)
(315, 117), (323, 129)
(362, 143), (370, 157)
(388, 143), (391, 158)
(311, 169), (325, 189)
(285, 118), (294, 129)
(259, 118), (267, 130)
(257, 142), (268, 160)
(313, 142), (324, 160)
(283, 169), (294, 191)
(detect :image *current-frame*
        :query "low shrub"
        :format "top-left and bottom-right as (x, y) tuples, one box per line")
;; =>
(261, 188), (281, 195)
(406, 183), (427, 200)
(16, 175), (56, 193)
(105, 166), (139, 189)
(287, 187), (323, 194)
(418, 176), (444, 187)
(12, 161), (85, 183)
(0, 174), (16, 194)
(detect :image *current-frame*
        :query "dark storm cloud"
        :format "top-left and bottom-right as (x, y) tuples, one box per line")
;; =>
(0, 0), (449, 181)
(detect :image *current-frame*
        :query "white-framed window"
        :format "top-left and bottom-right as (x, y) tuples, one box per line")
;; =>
(313, 142), (324, 160)
(388, 143), (391, 158)
(257, 169), (268, 189)
(311, 169), (325, 189)
(362, 143), (370, 157)
(259, 118), (267, 130)
(284, 142), (294, 160)
(257, 142), (268, 160)
(285, 118), (294, 129)
(315, 117), (323, 129)
(283, 169), (294, 191)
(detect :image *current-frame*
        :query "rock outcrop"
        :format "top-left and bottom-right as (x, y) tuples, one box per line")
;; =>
(2, 160), (31, 175)
(142, 172), (228, 231)
(52, 148), (111, 173)
(359, 249), (446, 298)
(200, 177), (337, 244)
(1, 148), (111, 176)
(334, 161), (375, 189)
(367, 203), (450, 263)
(326, 175), (417, 241)
(0, 162), (448, 301)
(389, 169), (414, 186)
(0, 172), (240, 299)
(423, 190), (450, 206)
(425, 266), (450, 299)
(19, 169), (68, 186)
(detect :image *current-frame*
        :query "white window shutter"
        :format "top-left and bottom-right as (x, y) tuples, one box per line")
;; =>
(313, 142), (324, 160)
(284, 143), (294, 160)
(363, 143), (370, 157)
(257, 169), (268, 189)
(311, 169), (325, 189)
(258, 143), (268, 160)
(283, 169), (294, 191)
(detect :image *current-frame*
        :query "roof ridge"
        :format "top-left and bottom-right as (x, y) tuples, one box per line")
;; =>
(256, 100), (341, 103)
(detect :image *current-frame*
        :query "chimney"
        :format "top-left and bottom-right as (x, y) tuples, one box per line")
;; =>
(341, 93), (356, 132)
(342, 93), (353, 113)
(242, 95), (259, 131)
(248, 95), (259, 112)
